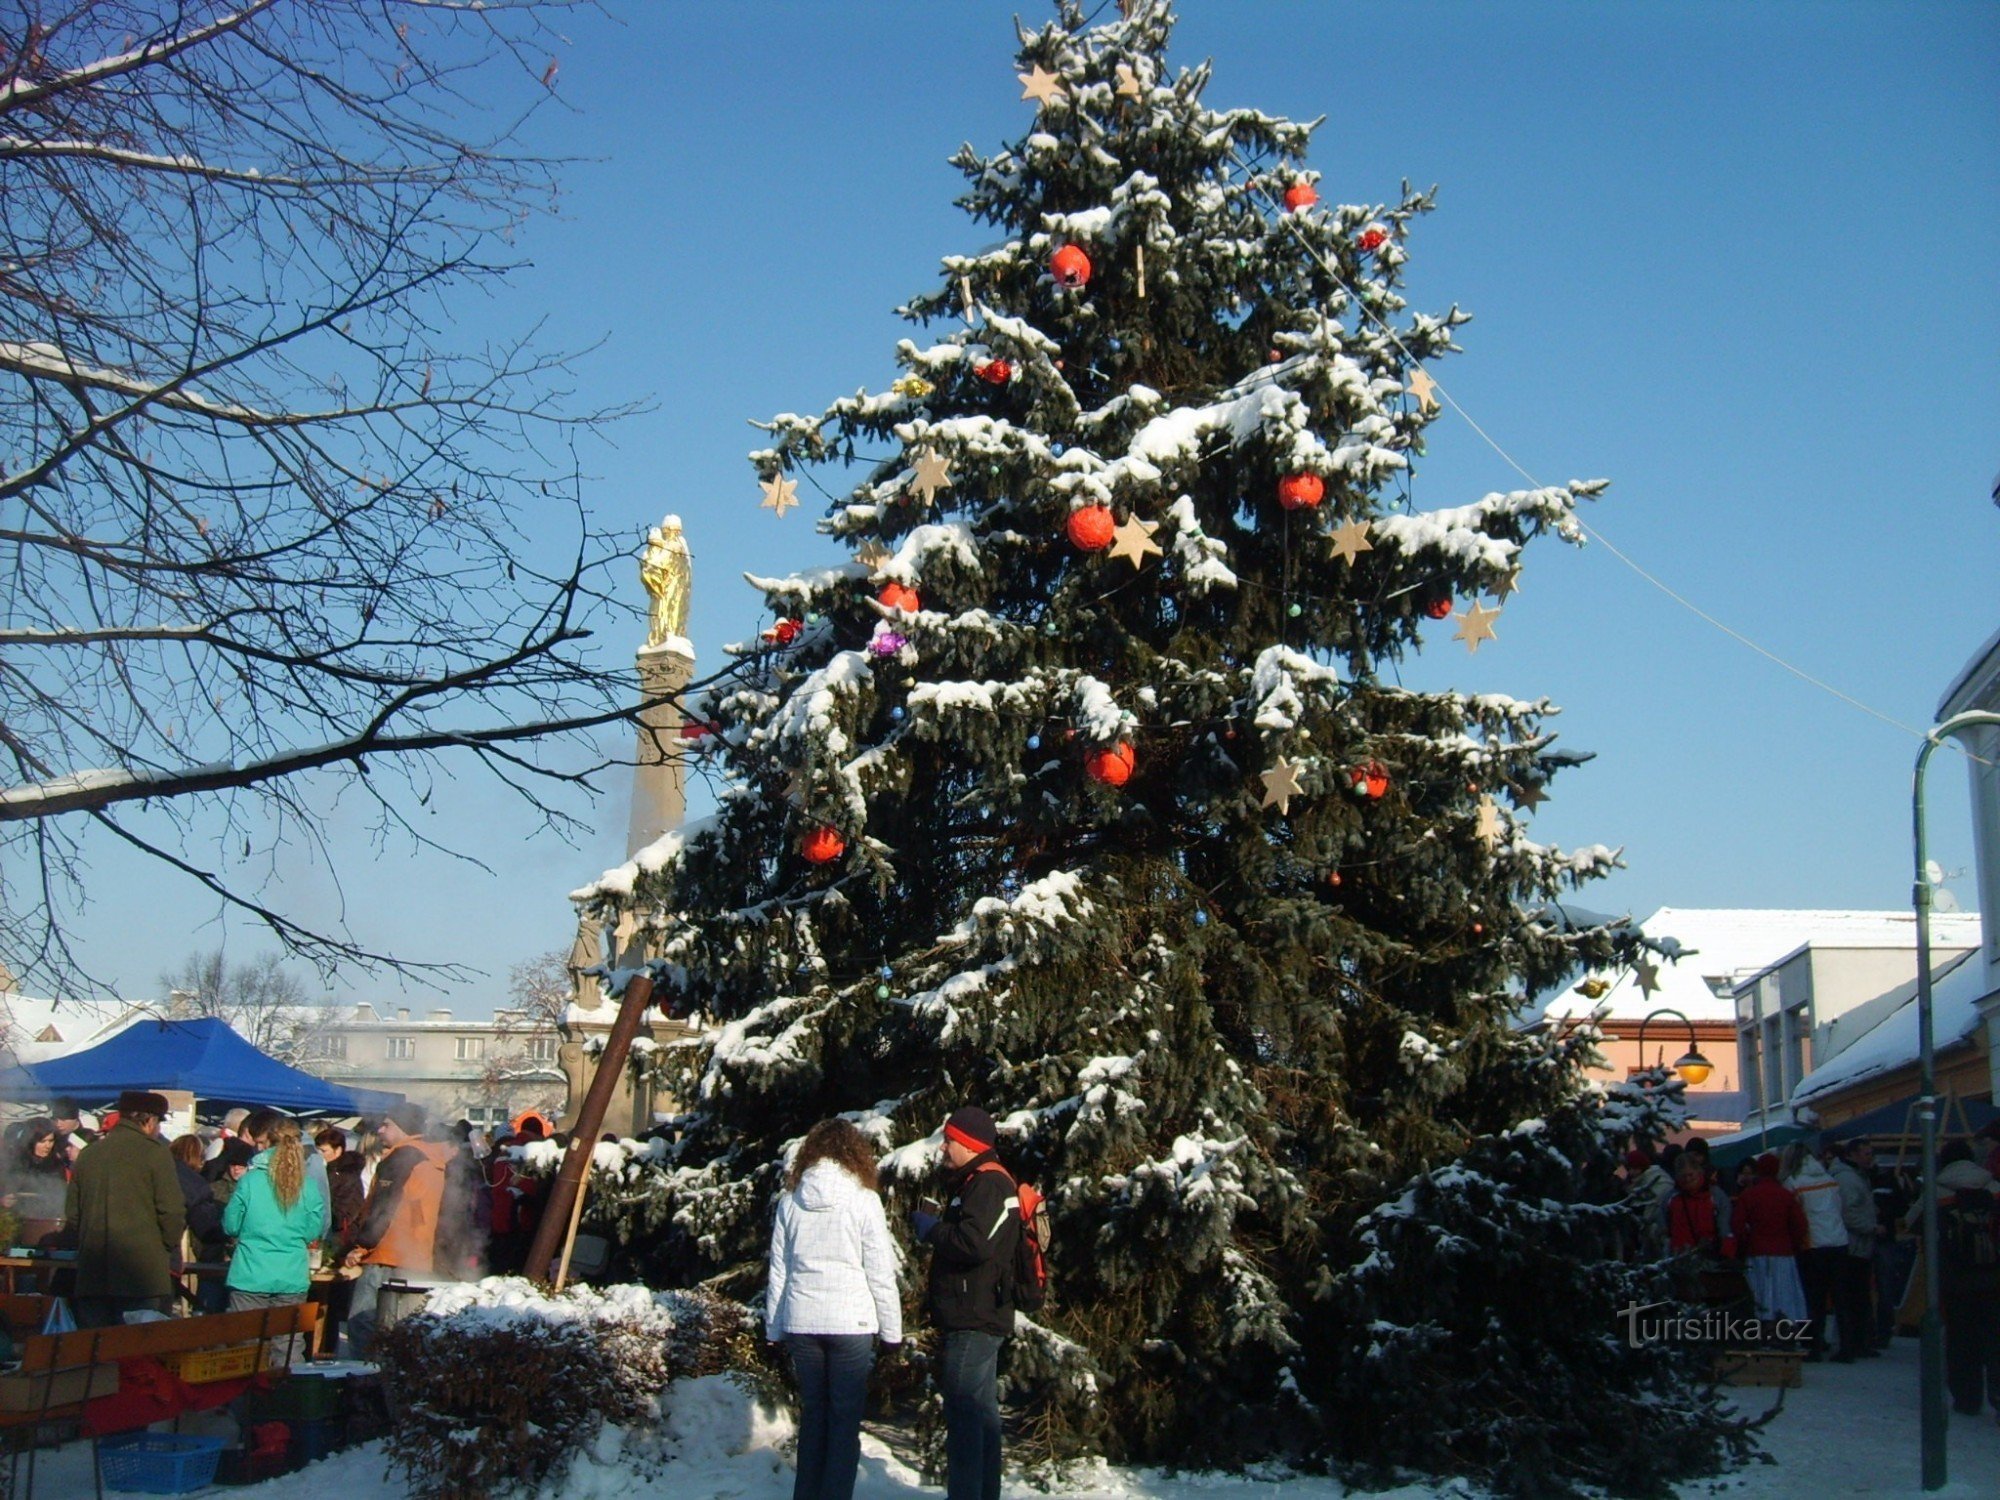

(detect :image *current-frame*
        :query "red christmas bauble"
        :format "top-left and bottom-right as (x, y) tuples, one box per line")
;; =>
(1358, 226), (1389, 252)
(1283, 182), (1318, 213)
(1350, 760), (1390, 799)
(1424, 597), (1452, 620)
(877, 582), (921, 614)
(763, 617), (803, 645)
(976, 358), (1013, 385)
(1065, 505), (1117, 551)
(1327, 870), (1343, 887)
(677, 720), (714, 741)
(1050, 245), (1092, 288)
(1086, 742), (1136, 787)
(800, 826), (846, 864)
(1277, 473), (1325, 510)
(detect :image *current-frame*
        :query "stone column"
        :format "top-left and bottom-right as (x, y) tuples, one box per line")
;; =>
(627, 642), (695, 860)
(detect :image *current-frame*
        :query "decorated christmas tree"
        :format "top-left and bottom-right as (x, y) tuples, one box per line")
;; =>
(579, 2), (1742, 1490)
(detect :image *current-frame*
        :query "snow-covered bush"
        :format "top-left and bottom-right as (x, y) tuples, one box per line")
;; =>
(378, 1277), (752, 1498)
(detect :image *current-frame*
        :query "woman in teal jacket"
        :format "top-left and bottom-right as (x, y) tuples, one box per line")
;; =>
(221, 1116), (327, 1311)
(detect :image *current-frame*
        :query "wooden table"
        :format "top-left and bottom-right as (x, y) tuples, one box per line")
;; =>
(0, 1257), (228, 1296)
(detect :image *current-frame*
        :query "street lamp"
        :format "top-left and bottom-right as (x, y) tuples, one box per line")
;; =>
(1635, 1007), (1713, 1087)
(1911, 708), (2000, 1492)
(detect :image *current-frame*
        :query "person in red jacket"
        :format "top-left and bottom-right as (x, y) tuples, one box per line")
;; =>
(1662, 1152), (1735, 1259)
(1734, 1152), (1811, 1341)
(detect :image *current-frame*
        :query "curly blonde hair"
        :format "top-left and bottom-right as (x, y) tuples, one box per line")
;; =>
(787, 1118), (879, 1194)
(264, 1115), (306, 1211)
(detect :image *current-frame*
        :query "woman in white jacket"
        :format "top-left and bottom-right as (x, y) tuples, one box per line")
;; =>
(767, 1118), (902, 1500)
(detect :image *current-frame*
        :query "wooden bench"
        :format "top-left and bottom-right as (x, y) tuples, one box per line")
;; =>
(1, 1302), (319, 1500)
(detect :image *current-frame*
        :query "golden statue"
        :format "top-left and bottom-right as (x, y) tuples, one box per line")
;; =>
(640, 515), (692, 649)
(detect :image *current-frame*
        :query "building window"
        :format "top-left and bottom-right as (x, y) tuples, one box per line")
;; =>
(1737, 1030), (1761, 1114)
(456, 1036), (485, 1062)
(530, 1036), (558, 1062)
(386, 1036), (414, 1061)
(307, 1034), (348, 1061)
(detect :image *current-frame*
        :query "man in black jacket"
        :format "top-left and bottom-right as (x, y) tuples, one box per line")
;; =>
(910, 1106), (1017, 1500)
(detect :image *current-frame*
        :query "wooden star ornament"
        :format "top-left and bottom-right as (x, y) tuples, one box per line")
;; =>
(1019, 65), (1066, 107)
(1474, 796), (1503, 850)
(1452, 601), (1500, 654)
(1509, 781), (1547, 813)
(1634, 960), (1662, 998)
(1107, 514), (1162, 569)
(760, 474), (800, 518)
(1487, 566), (1522, 602)
(1259, 756), (1305, 815)
(853, 540), (892, 573)
(1326, 519), (1373, 565)
(1115, 62), (1142, 99)
(908, 450), (953, 505)
(1406, 366), (1440, 414)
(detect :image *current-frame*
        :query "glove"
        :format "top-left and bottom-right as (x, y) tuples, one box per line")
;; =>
(911, 1209), (939, 1242)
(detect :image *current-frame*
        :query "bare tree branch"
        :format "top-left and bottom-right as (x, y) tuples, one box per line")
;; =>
(0, 0), (676, 993)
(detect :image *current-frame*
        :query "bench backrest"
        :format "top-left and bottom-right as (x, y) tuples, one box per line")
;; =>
(19, 1303), (319, 1373)
(0, 1294), (52, 1335)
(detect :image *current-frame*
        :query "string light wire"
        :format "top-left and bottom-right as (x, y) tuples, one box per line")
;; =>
(1232, 148), (1946, 749)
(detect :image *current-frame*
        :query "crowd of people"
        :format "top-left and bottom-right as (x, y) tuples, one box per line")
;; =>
(0, 1094), (565, 1349)
(1627, 1121), (2000, 1421)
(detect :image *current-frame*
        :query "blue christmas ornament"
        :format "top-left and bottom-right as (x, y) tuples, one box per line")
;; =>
(879, 964), (893, 980)
(1194, 910), (1209, 927)
(890, 706), (905, 721)
(1027, 734), (1041, 750)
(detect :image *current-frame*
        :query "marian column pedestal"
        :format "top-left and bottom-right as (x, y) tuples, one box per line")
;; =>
(558, 517), (698, 1139)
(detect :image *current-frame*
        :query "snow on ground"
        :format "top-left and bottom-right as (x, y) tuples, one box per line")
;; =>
(27, 1336), (2000, 1497)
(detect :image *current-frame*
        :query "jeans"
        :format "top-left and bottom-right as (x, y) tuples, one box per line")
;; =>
(343, 1263), (402, 1358)
(1942, 1272), (2000, 1413)
(786, 1334), (874, 1500)
(939, 1330), (1003, 1500)
(1875, 1237), (1915, 1343)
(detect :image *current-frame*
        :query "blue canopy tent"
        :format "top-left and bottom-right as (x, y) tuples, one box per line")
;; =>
(0, 1017), (403, 1117)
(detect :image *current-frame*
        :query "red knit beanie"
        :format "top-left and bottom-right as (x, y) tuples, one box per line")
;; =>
(944, 1106), (996, 1154)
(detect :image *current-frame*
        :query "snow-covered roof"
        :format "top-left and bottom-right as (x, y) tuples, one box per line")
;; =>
(0, 994), (149, 1064)
(1533, 908), (1984, 1025)
(1793, 950), (1993, 1105)
(1938, 622), (2000, 718)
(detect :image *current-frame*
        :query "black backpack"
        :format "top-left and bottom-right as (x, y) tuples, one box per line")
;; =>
(1939, 1186), (2000, 1271)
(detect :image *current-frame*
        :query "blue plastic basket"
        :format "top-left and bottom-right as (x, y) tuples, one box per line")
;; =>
(96, 1433), (227, 1495)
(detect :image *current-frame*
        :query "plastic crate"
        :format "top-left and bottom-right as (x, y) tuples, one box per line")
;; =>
(159, 1340), (276, 1385)
(243, 1374), (342, 1422)
(96, 1433), (227, 1495)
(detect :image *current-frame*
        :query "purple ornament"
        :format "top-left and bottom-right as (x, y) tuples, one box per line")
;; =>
(869, 630), (908, 658)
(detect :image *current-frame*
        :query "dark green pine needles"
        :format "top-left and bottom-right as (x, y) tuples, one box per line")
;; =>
(574, 3), (1741, 1492)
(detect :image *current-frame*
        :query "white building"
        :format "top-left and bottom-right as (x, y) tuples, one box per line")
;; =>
(1731, 913), (1982, 1136)
(314, 1004), (567, 1132)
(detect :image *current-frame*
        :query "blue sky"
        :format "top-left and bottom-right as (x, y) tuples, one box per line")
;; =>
(69, 1), (2000, 1008)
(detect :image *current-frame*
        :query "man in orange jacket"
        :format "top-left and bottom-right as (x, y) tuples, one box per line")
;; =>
(342, 1104), (454, 1356)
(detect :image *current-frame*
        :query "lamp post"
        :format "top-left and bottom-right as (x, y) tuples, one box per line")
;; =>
(1911, 709), (2000, 1492)
(1635, 1007), (1714, 1087)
